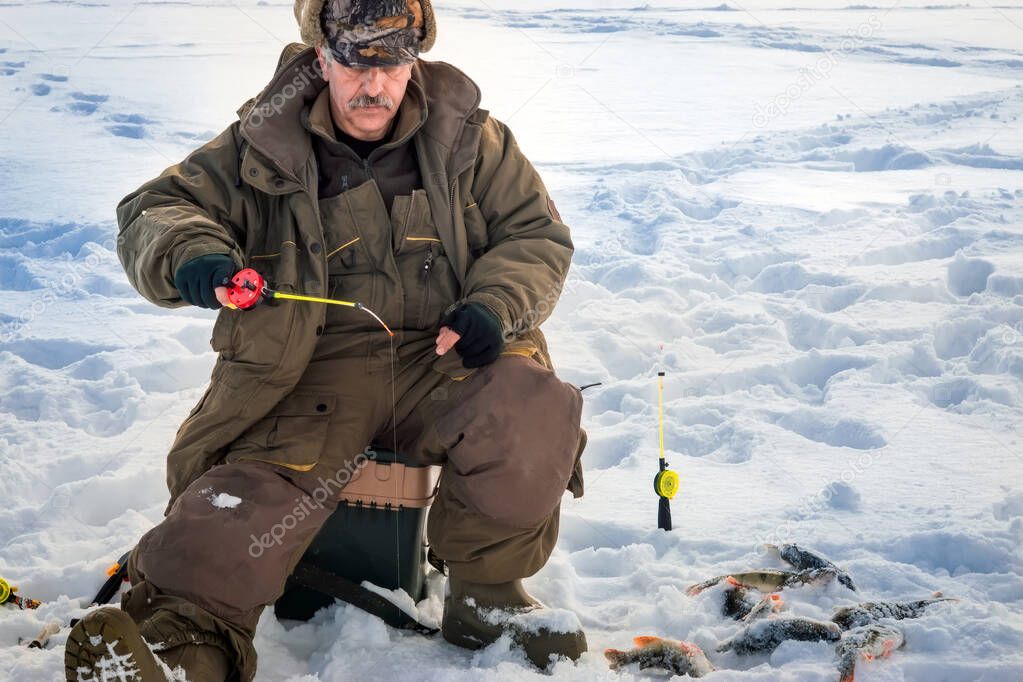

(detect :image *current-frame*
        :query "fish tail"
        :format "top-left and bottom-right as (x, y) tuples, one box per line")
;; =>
(837, 654), (856, 682)
(603, 648), (626, 668)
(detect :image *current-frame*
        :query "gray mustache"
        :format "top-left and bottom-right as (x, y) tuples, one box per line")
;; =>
(347, 94), (394, 110)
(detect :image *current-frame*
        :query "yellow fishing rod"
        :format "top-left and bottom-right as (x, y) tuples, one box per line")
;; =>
(223, 268), (394, 336)
(653, 371), (679, 531)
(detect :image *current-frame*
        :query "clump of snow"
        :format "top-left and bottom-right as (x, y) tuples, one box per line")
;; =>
(209, 492), (241, 509)
(360, 581), (426, 623)
(993, 492), (1023, 522)
(947, 251), (994, 296)
(147, 641), (189, 682)
(823, 481), (861, 512)
(471, 598), (584, 635)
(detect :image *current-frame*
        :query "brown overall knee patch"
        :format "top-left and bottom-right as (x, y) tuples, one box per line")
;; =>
(433, 355), (583, 529)
(135, 462), (334, 622)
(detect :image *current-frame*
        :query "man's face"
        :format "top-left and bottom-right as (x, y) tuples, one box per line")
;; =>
(317, 47), (413, 142)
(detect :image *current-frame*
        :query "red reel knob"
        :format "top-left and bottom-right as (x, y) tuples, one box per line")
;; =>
(226, 268), (265, 310)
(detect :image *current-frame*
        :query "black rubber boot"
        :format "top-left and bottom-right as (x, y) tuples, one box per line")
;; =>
(441, 577), (587, 669)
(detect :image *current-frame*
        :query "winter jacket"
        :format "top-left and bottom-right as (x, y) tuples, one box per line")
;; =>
(115, 43), (574, 508)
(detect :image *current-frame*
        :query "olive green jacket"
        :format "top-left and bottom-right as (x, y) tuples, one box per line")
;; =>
(116, 44), (573, 506)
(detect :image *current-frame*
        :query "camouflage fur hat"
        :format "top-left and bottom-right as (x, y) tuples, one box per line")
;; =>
(294, 0), (436, 67)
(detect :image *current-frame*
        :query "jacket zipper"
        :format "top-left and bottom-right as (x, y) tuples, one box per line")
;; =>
(449, 180), (457, 228)
(418, 245), (435, 328)
(401, 193), (415, 250)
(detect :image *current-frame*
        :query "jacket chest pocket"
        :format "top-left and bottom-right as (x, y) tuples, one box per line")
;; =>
(319, 184), (381, 321)
(226, 392), (336, 472)
(462, 197), (489, 261)
(244, 201), (301, 293)
(320, 190), (377, 277)
(392, 189), (458, 330)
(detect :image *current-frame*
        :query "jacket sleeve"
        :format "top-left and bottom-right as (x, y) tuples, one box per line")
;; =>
(460, 116), (574, 336)
(115, 123), (250, 308)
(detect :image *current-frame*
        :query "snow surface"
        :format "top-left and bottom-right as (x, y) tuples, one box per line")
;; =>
(1, 1), (1022, 680)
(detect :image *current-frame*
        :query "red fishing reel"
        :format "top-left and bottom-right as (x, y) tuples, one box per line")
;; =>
(223, 268), (267, 310)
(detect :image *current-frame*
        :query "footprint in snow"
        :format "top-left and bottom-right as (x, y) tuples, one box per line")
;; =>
(1, 61), (25, 76)
(66, 91), (109, 115)
(105, 112), (157, 139)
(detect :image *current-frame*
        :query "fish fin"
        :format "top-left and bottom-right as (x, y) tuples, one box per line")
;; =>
(725, 575), (756, 590)
(633, 636), (661, 647)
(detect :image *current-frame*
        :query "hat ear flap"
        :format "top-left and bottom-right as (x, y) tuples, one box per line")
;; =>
(419, 0), (436, 52)
(296, 0), (328, 47)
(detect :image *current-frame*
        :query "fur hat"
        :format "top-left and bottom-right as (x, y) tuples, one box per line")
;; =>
(294, 0), (436, 61)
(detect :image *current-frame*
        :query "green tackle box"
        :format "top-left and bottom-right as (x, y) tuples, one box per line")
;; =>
(274, 449), (440, 621)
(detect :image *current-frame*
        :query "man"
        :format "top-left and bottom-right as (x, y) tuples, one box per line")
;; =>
(64, 1), (587, 680)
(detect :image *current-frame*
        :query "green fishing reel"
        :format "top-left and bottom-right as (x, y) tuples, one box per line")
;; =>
(1, 576), (13, 605)
(654, 467), (680, 499)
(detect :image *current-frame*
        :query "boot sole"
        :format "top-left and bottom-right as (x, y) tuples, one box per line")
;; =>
(65, 607), (165, 682)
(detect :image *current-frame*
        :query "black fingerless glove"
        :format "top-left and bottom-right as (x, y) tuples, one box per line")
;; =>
(441, 302), (505, 368)
(174, 253), (235, 309)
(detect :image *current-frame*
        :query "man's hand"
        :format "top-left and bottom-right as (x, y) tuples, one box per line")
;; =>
(435, 302), (505, 368)
(214, 286), (231, 308)
(174, 254), (235, 309)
